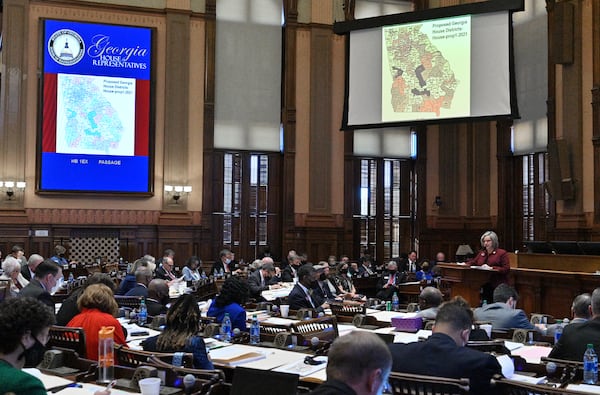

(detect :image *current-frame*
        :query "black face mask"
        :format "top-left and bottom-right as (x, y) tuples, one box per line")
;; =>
(388, 269), (397, 274)
(20, 337), (47, 368)
(319, 273), (327, 281)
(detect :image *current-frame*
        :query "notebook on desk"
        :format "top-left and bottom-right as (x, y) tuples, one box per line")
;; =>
(230, 366), (299, 395)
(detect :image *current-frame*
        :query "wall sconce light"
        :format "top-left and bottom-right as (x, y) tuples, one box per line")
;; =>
(0, 181), (26, 200)
(434, 196), (442, 208)
(164, 185), (192, 204)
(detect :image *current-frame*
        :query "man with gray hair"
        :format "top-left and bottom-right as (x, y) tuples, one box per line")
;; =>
(21, 254), (44, 282)
(247, 258), (281, 300)
(310, 331), (391, 395)
(124, 266), (154, 297)
(376, 261), (406, 300)
(549, 288), (600, 361)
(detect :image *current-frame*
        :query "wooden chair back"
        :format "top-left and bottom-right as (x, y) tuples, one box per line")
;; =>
(387, 372), (469, 395)
(0, 279), (11, 301)
(47, 325), (87, 358)
(115, 295), (143, 309)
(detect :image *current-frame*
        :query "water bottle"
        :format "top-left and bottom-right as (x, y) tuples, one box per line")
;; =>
(68, 272), (74, 283)
(250, 314), (260, 345)
(97, 326), (115, 384)
(138, 298), (148, 326)
(584, 344), (598, 384)
(554, 319), (563, 344)
(221, 313), (232, 343)
(391, 292), (399, 312)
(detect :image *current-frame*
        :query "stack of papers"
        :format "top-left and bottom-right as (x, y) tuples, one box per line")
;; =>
(210, 347), (267, 366)
(273, 357), (328, 377)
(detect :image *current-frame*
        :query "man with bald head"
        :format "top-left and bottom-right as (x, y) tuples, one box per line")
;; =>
(146, 279), (169, 316)
(415, 286), (444, 320)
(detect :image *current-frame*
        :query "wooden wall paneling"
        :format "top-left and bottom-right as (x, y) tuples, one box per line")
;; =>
(309, 27), (332, 214)
(496, 120), (517, 251)
(592, 0), (600, 225)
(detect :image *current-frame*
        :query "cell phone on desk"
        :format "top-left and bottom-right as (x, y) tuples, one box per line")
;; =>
(130, 330), (150, 336)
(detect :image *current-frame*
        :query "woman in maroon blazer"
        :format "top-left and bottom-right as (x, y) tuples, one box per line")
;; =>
(468, 230), (510, 303)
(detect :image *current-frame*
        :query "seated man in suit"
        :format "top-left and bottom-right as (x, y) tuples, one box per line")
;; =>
(415, 286), (444, 320)
(20, 254), (43, 282)
(155, 256), (178, 282)
(473, 283), (535, 331)
(389, 297), (502, 394)
(310, 331), (391, 395)
(18, 259), (62, 311)
(281, 252), (302, 282)
(549, 288), (600, 361)
(376, 261), (406, 301)
(312, 263), (338, 302)
(124, 266), (153, 297)
(288, 264), (329, 313)
(146, 279), (170, 316)
(247, 259), (280, 300)
(545, 293), (591, 337)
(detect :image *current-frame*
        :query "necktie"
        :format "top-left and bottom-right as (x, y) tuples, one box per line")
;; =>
(306, 288), (316, 308)
(387, 274), (395, 286)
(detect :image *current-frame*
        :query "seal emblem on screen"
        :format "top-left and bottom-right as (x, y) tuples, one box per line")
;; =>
(48, 29), (85, 66)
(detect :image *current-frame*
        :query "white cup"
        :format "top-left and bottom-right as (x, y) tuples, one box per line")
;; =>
(280, 304), (290, 318)
(480, 324), (492, 339)
(138, 377), (161, 395)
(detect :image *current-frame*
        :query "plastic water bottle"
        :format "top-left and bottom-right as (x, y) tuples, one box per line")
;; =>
(391, 292), (399, 312)
(584, 344), (598, 384)
(221, 313), (232, 343)
(250, 314), (260, 345)
(97, 326), (115, 384)
(68, 272), (74, 283)
(554, 319), (563, 344)
(138, 298), (148, 326)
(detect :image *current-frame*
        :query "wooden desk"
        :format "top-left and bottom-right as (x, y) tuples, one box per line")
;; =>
(436, 263), (497, 305)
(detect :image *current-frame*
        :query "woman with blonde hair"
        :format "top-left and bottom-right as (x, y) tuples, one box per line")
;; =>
(143, 294), (213, 369)
(67, 283), (127, 360)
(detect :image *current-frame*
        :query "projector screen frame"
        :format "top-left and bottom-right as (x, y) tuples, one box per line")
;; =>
(36, 18), (156, 197)
(334, 0), (525, 131)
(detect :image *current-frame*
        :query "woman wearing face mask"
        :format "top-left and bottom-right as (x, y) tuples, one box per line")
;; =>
(0, 297), (111, 395)
(333, 262), (358, 299)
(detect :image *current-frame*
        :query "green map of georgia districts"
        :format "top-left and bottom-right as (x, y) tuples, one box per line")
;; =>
(384, 24), (458, 117)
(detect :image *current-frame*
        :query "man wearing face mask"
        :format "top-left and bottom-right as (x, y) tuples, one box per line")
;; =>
(473, 283), (535, 331)
(312, 264), (338, 302)
(389, 297), (502, 394)
(18, 259), (62, 312)
(211, 248), (233, 277)
(375, 261), (406, 301)
(288, 264), (329, 313)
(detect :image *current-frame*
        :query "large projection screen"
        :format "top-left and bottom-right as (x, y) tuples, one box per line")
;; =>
(38, 19), (153, 195)
(334, 0), (524, 130)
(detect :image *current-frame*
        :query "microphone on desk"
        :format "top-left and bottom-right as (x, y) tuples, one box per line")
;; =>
(546, 362), (557, 375)
(183, 373), (196, 395)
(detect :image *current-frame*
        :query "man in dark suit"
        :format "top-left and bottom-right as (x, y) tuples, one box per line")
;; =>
(288, 264), (328, 313)
(19, 259), (62, 311)
(312, 264), (337, 302)
(281, 252), (302, 282)
(473, 284), (535, 330)
(124, 266), (153, 297)
(549, 288), (600, 361)
(388, 298), (502, 394)
(20, 254), (43, 282)
(247, 259), (280, 300)
(155, 256), (178, 282)
(310, 331), (391, 395)
(146, 279), (169, 316)
(376, 261), (406, 301)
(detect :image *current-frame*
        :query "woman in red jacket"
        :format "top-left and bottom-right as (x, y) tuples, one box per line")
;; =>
(67, 283), (127, 360)
(468, 230), (510, 304)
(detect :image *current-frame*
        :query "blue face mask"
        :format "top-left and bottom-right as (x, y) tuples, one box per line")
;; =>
(225, 258), (231, 264)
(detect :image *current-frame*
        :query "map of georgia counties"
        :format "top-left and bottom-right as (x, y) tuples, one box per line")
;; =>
(59, 75), (124, 154)
(384, 25), (457, 116)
